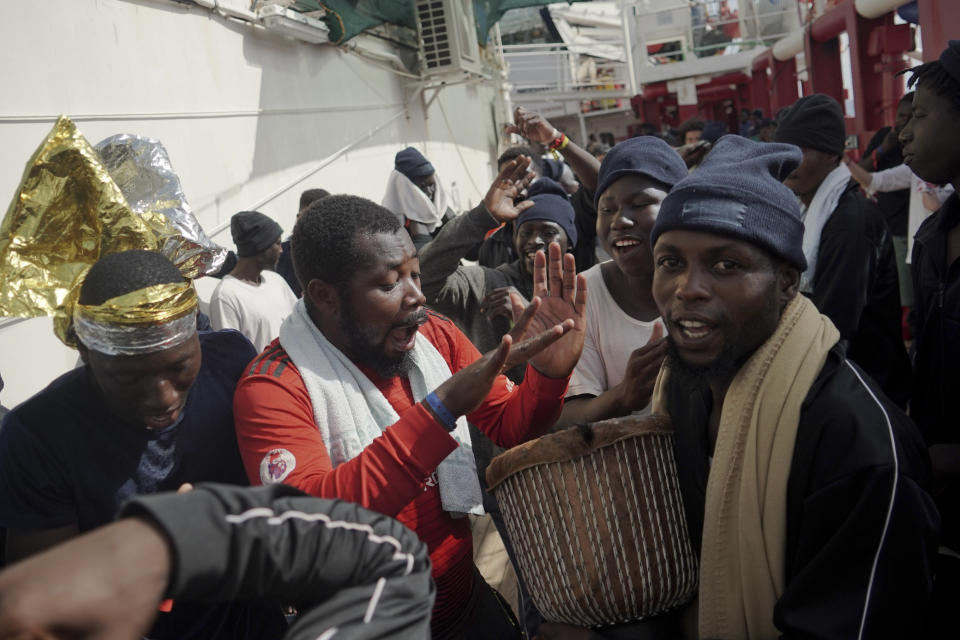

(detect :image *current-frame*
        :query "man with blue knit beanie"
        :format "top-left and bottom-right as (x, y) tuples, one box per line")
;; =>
(382, 147), (456, 250)
(420, 165), (577, 362)
(651, 135), (936, 639)
(539, 135), (937, 640)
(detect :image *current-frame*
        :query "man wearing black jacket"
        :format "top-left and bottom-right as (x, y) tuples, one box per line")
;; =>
(539, 136), (938, 640)
(655, 136), (936, 639)
(775, 94), (911, 407)
(903, 43), (960, 452)
(0, 484), (434, 639)
(900, 46), (960, 616)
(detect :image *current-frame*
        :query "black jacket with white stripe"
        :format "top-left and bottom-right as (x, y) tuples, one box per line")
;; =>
(121, 483), (434, 640)
(669, 346), (939, 639)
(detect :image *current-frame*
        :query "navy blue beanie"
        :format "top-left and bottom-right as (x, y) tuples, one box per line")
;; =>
(595, 136), (689, 209)
(651, 135), (807, 271)
(701, 121), (728, 144)
(541, 158), (565, 182)
(395, 147), (435, 180)
(518, 178), (578, 248)
(774, 94), (846, 156)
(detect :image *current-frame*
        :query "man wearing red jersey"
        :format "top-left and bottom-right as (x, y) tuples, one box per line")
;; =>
(234, 165), (586, 639)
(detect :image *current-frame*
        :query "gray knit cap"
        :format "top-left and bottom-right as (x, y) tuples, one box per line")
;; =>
(651, 135), (807, 271)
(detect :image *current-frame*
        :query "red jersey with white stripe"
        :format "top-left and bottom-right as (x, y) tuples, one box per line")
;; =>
(233, 311), (568, 632)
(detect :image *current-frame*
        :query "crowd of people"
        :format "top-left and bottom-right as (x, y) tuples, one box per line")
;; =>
(0, 39), (958, 640)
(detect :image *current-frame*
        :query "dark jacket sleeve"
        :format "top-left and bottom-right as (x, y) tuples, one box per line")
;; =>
(572, 186), (598, 272)
(775, 466), (938, 639)
(120, 483), (434, 640)
(810, 186), (875, 339)
(774, 358), (939, 639)
(418, 203), (501, 308)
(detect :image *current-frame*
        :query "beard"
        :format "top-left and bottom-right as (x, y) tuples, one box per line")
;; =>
(663, 292), (780, 391)
(339, 297), (426, 378)
(664, 335), (747, 392)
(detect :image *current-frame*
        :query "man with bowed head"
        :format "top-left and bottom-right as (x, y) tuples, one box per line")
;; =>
(0, 250), (286, 640)
(233, 193), (586, 638)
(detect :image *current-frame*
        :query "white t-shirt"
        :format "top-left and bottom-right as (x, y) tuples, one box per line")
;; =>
(209, 271), (297, 352)
(867, 164), (955, 260)
(568, 262), (662, 413)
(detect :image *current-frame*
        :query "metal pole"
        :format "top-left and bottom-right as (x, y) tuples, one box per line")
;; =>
(620, 0), (638, 97)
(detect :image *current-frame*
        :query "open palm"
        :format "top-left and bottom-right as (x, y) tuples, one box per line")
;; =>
(506, 242), (586, 378)
(484, 154), (535, 223)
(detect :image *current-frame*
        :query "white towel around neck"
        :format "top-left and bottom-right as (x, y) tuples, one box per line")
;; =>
(798, 162), (851, 293)
(381, 169), (450, 233)
(278, 299), (483, 516)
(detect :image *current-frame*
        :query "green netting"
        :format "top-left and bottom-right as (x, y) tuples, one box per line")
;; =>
(473, 1), (567, 42)
(290, 0), (576, 45)
(291, 1), (413, 44)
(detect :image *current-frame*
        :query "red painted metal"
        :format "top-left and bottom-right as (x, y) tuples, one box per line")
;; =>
(917, 0), (960, 62)
(805, 33), (844, 103)
(801, 0), (907, 151)
(809, 0), (851, 42)
(770, 57), (800, 114)
(628, 0), (943, 136)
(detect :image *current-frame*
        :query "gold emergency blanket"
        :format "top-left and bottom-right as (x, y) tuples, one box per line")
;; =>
(75, 281), (197, 326)
(0, 116), (192, 346)
(71, 281), (199, 355)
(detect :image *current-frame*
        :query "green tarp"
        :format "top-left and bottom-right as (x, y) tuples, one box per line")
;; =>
(290, 1), (576, 45)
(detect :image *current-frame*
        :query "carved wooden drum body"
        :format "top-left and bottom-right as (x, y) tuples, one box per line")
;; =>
(485, 415), (698, 628)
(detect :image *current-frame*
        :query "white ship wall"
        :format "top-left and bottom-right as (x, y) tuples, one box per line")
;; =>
(0, 0), (505, 408)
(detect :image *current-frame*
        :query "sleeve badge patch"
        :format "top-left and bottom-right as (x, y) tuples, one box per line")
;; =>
(259, 448), (296, 484)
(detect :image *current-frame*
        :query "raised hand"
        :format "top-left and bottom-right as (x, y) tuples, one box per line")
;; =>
(523, 242), (587, 379)
(429, 244), (585, 418)
(484, 154), (535, 223)
(430, 297), (571, 417)
(504, 106), (558, 145)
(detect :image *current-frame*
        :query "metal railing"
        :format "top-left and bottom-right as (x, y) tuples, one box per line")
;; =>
(503, 42), (632, 98)
(500, 1), (799, 114)
(634, 0), (799, 64)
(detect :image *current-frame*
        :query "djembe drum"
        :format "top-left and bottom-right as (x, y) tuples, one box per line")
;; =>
(485, 414), (697, 628)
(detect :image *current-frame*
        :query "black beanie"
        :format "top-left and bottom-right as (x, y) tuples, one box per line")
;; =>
(595, 136), (689, 209)
(395, 147), (435, 180)
(940, 40), (960, 85)
(231, 211), (283, 258)
(518, 178), (578, 248)
(774, 93), (846, 156)
(651, 135), (807, 271)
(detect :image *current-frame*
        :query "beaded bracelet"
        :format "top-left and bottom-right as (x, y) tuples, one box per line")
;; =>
(548, 131), (570, 151)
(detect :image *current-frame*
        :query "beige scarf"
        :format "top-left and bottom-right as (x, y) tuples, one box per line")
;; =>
(652, 295), (839, 639)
